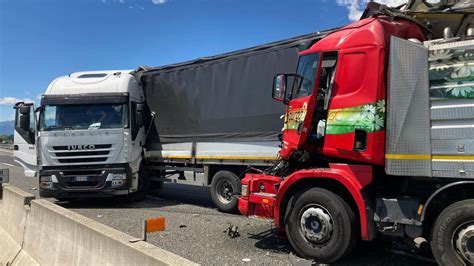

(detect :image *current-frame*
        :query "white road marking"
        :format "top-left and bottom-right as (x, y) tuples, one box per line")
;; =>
(3, 163), (14, 167)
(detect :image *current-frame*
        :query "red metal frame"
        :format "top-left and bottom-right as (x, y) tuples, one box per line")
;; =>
(275, 164), (372, 239)
(239, 164), (373, 240)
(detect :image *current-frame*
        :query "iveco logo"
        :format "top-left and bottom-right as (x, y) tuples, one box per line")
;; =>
(68, 145), (95, 150)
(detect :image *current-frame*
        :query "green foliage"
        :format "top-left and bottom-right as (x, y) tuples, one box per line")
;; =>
(0, 135), (13, 143)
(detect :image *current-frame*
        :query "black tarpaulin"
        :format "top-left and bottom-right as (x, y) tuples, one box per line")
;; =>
(138, 31), (333, 147)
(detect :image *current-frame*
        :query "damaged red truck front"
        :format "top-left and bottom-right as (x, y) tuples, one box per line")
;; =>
(239, 1), (474, 264)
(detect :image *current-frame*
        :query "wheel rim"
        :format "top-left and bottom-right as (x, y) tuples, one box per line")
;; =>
(454, 223), (474, 264)
(299, 205), (334, 244)
(216, 179), (233, 204)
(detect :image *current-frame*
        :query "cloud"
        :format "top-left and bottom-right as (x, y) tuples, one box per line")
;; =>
(336, 0), (407, 21)
(152, 0), (167, 4)
(0, 97), (33, 105)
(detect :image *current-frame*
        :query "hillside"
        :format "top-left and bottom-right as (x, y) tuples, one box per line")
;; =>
(0, 120), (14, 136)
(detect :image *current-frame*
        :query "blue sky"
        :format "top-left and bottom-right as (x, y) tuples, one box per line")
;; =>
(0, 0), (398, 122)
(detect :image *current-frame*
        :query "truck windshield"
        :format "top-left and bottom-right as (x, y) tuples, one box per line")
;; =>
(40, 103), (128, 131)
(292, 53), (320, 99)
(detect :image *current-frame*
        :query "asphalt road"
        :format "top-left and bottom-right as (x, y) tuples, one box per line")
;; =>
(0, 148), (437, 265)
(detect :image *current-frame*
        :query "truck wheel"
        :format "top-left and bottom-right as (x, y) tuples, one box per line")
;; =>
(431, 199), (474, 265)
(210, 171), (241, 213)
(126, 168), (149, 202)
(285, 187), (356, 263)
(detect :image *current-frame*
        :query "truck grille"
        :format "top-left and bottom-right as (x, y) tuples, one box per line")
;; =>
(50, 144), (113, 164)
(65, 181), (100, 187)
(61, 170), (104, 176)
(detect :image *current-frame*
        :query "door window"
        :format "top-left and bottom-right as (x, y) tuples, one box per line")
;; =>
(292, 53), (321, 99)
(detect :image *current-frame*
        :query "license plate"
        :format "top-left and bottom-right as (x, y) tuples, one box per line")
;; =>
(74, 176), (90, 182)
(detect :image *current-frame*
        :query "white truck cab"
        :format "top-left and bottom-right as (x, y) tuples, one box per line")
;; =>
(14, 70), (147, 199)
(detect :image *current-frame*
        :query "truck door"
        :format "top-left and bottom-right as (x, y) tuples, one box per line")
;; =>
(13, 102), (38, 177)
(277, 52), (338, 160)
(278, 53), (321, 159)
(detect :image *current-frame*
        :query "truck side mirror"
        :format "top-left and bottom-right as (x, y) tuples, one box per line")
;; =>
(19, 113), (30, 131)
(20, 105), (31, 115)
(135, 103), (144, 128)
(273, 74), (287, 102)
(136, 112), (144, 128)
(18, 104), (32, 131)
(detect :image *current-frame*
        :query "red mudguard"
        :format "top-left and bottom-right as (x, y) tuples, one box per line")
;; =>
(239, 164), (373, 240)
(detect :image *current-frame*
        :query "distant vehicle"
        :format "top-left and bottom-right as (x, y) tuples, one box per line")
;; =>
(13, 30), (333, 211)
(238, 1), (474, 265)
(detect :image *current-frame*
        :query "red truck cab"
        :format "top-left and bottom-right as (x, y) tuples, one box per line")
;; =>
(279, 17), (424, 164)
(239, 16), (425, 262)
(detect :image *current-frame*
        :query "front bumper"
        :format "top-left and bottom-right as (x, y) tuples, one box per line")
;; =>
(238, 173), (281, 219)
(238, 195), (250, 216)
(39, 163), (130, 198)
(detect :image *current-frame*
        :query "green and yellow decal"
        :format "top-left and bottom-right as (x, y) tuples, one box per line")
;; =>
(326, 100), (385, 135)
(283, 102), (308, 130)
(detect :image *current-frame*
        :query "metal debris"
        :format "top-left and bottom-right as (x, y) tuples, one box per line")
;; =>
(224, 223), (240, 238)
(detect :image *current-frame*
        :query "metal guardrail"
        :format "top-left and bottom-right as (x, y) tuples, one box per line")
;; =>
(0, 144), (13, 150)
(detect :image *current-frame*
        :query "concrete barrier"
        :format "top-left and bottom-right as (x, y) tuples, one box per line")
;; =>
(0, 184), (37, 265)
(0, 144), (13, 150)
(0, 185), (197, 265)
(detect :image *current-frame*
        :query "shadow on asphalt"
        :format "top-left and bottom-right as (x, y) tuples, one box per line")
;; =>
(55, 182), (215, 210)
(150, 182), (214, 208)
(249, 227), (436, 265)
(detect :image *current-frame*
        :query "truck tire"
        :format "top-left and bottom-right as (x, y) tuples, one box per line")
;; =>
(431, 199), (474, 266)
(126, 167), (149, 202)
(210, 171), (241, 213)
(285, 187), (356, 263)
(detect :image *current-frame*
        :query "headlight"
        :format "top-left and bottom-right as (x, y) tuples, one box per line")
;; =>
(112, 174), (126, 180)
(241, 184), (248, 197)
(41, 175), (52, 182)
(40, 175), (53, 188)
(111, 173), (127, 187)
(112, 180), (126, 187)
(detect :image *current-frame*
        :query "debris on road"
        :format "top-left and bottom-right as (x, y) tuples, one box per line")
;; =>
(96, 215), (103, 218)
(242, 258), (251, 262)
(224, 223), (240, 238)
(179, 224), (187, 228)
(29, 187), (37, 190)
